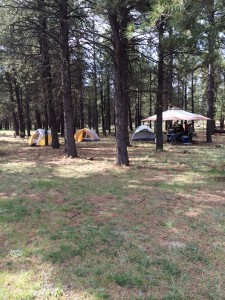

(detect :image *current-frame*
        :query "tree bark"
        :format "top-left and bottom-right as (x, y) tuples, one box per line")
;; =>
(58, 0), (77, 157)
(108, 6), (130, 165)
(149, 68), (152, 128)
(60, 99), (65, 137)
(92, 37), (99, 135)
(100, 87), (106, 136)
(164, 27), (173, 109)
(155, 17), (165, 151)
(44, 103), (49, 146)
(128, 102), (133, 132)
(5, 72), (19, 135)
(207, 63), (215, 142)
(13, 76), (26, 137)
(106, 72), (111, 133)
(206, 0), (216, 143)
(74, 35), (84, 129)
(78, 74), (84, 129)
(25, 91), (31, 136)
(39, 7), (59, 148)
(35, 110), (42, 129)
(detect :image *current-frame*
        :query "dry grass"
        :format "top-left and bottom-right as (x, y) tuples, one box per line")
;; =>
(0, 130), (225, 300)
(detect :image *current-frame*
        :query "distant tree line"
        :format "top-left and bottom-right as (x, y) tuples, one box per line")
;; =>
(0, 0), (225, 165)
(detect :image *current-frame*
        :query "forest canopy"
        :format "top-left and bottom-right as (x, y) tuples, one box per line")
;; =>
(0, 0), (224, 164)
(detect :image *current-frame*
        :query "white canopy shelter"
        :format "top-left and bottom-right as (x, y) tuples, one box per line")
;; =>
(141, 107), (211, 122)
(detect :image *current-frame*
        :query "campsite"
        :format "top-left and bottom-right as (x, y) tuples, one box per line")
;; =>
(1, 1), (225, 299)
(0, 130), (225, 300)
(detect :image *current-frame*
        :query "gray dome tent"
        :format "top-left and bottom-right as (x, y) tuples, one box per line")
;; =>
(131, 125), (155, 141)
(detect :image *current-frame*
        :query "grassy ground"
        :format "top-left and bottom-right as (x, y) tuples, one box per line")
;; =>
(0, 130), (225, 300)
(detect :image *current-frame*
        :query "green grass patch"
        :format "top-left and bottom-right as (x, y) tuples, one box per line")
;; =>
(1, 132), (225, 299)
(0, 198), (29, 223)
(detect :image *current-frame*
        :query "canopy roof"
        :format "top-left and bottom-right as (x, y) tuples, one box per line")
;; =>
(142, 107), (211, 122)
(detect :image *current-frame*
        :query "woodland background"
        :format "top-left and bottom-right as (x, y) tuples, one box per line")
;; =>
(0, 0), (225, 164)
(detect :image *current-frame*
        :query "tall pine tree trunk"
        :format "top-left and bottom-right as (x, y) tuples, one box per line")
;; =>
(44, 103), (49, 146)
(206, 0), (216, 143)
(165, 27), (173, 108)
(155, 17), (165, 151)
(106, 72), (111, 133)
(13, 75), (25, 137)
(60, 99), (65, 137)
(25, 91), (31, 136)
(92, 39), (99, 135)
(35, 110), (42, 129)
(74, 35), (84, 129)
(108, 7), (130, 166)
(149, 68), (152, 128)
(39, 14), (59, 148)
(5, 72), (19, 135)
(78, 75), (84, 129)
(58, 0), (77, 157)
(100, 87), (106, 135)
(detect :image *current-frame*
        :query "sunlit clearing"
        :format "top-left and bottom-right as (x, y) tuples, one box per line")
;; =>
(1, 162), (35, 173)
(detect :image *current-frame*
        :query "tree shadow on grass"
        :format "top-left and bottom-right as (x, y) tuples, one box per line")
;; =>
(1, 136), (225, 299)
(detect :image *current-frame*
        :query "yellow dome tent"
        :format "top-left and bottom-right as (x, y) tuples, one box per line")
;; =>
(28, 129), (52, 146)
(74, 128), (100, 142)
